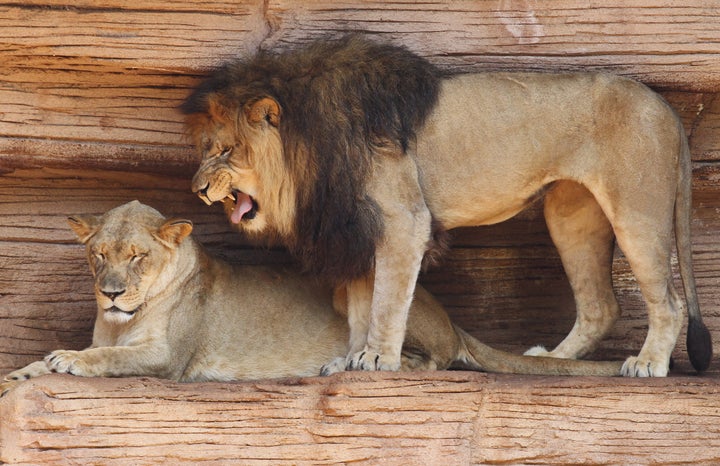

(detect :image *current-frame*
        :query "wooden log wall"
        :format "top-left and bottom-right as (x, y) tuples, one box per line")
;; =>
(1, 1), (720, 463)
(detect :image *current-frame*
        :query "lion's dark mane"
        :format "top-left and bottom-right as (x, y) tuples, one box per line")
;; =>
(182, 35), (441, 282)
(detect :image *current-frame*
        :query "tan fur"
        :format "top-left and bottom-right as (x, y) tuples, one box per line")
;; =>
(1, 201), (623, 396)
(189, 70), (711, 377)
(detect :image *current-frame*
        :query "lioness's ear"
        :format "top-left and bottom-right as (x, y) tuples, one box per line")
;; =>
(154, 219), (193, 248)
(246, 97), (281, 127)
(67, 215), (99, 244)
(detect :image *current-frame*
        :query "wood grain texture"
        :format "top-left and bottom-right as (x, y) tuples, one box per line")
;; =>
(0, 0), (718, 173)
(2, 372), (720, 465)
(266, 0), (720, 91)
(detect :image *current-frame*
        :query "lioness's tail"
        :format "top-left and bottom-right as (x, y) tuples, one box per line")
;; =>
(454, 325), (622, 376)
(675, 120), (712, 372)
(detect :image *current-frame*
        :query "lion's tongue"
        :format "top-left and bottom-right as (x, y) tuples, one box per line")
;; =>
(230, 193), (253, 224)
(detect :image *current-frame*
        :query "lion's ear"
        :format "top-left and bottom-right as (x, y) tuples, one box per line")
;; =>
(154, 219), (193, 248)
(67, 215), (99, 244)
(207, 94), (232, 123)
(246, 97), (281, 127)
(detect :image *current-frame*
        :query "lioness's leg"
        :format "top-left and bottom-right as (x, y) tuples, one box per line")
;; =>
(530, 181), (620, 359)
(43, 345), (176, 379)
(321, 276), (373, 375)
(346, 152), (431, 371)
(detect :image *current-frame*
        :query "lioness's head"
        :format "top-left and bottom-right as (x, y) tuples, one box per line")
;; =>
(184, 91), (293, 238)
(68, 201), (193, 324)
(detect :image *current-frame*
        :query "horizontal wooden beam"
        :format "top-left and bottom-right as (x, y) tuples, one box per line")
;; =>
(0, 1), (719, 174)
(2, 372), (720, 464)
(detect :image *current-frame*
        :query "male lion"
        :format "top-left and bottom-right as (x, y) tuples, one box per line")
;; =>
(183, 36), (711, 377)
(1, 201), (622, 396)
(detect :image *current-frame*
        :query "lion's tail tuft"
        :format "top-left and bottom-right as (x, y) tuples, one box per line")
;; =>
(674, 118), (713, 372)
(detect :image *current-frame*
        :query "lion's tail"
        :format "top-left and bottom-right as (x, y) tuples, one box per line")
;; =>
(675, 119), (713, 372)
(453, 325), (622, 376)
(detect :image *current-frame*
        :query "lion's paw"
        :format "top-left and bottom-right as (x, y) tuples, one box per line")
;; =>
(346, 349), (401, 372)
(621, 356), (669, 377)
(45, 350), (93, 377)
(320, 357), (347, 376)
(524, 345), (550, 357)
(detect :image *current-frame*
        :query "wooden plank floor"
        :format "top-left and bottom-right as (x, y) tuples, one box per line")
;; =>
(2, 372), (720, 465)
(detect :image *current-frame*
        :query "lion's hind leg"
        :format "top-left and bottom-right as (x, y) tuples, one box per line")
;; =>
(590, 173), (682, 377)
(612, 217), (682, 377)
(528, 181), (620, 359)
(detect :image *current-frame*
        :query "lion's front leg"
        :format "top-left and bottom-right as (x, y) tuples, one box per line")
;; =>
(347, 241), (427, 371)
(345, 152), (432, 372)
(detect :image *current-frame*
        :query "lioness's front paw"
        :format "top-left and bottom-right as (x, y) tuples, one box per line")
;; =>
(621, 356), (669, 377)
(3, 360), (50, 382)
(0, 380), (21, 398)
(45, 350), (93, 377)
(346, 349), (401, 372)
(320, 357), (347, 376)
(2, 360), (53, 397)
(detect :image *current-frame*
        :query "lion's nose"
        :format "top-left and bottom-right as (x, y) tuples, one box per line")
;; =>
(101, 289), (125, 301)
(193, 182), (213, 206)
(193, 181), (209, 195)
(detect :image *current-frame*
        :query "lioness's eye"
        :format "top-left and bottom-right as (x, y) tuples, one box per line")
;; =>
(219, 147), (232, 157)
(94, 252), (105, 262)
(131, 253), (147, 264)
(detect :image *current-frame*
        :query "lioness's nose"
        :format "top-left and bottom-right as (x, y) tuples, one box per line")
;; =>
(101, 289), (125, 301)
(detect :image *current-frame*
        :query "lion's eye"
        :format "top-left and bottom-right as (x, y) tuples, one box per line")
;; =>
(205, 146), (232, 161)
(94, 252), (105, 262)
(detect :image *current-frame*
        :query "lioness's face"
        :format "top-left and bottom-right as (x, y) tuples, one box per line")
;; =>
(189, 97), (282, 235)
(68, 202), (193, 325)
(86, 230), (168, 324)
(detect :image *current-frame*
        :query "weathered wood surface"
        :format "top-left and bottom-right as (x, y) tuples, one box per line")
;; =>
(2, 372), (720, 465)
(0, 0), (719, 174)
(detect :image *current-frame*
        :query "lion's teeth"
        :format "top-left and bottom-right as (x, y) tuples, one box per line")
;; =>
(200, 196), (212, 206)
(226, 193), (237, 202)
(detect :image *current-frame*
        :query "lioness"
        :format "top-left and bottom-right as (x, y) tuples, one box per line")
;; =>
(1, 201), (622, 396)
(184, 36), (711, 377)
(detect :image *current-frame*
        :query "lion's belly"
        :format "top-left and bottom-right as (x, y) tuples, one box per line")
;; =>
(423, 185), (548, 229)
(414, 72), (621, 229)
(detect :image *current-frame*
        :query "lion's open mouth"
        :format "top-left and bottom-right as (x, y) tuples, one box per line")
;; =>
(228, 190), (259, 223)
